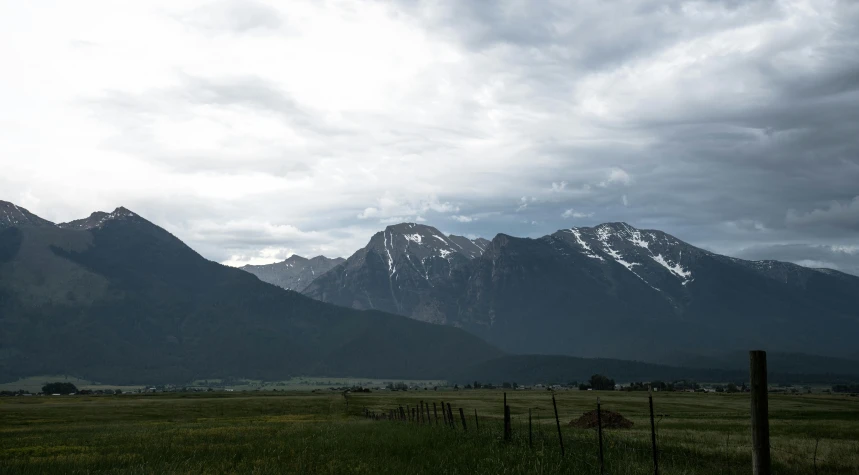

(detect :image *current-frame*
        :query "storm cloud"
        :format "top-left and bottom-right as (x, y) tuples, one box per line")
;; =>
(1, 0), (857, 272)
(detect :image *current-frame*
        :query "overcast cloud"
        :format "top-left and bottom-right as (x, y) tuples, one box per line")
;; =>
(1, 0), (857, 274)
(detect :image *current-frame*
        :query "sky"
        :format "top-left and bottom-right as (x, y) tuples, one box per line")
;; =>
(1, 0), (858, 274)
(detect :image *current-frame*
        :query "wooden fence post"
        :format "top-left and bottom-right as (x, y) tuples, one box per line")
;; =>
(597, 397), (604, 475)
(459, 407), (467, 432)
(504, 393), (511, 441)
(649, 387), (659, 475)
(529, 408), (533, 448)
(750, 350), (771, 475)
(426, 403), (432, 425)
(552, 394), (564, 456)
(447, 403), (455, 428)
(814, 438), (820, 475)
(434, 402), (439, 424)
(504, 405), (512, 440)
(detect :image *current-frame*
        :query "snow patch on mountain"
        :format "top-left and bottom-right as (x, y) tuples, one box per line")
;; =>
(629, 230), (650, 249)
(595, 225), (637, 269)
(404, 233), (422, 244)
(384, 230), (395, 276)
(651, 253), (693, 284)
(567, 228), (605, 261)
(603, 244), (638, 271)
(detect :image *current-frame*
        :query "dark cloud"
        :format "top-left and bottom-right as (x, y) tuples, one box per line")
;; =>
(735, 243), (859, 276)
(787, 197), (859, 232)
(5, 0), (859, 272)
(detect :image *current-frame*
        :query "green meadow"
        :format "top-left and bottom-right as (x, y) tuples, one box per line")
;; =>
(2, 389), (858, 474)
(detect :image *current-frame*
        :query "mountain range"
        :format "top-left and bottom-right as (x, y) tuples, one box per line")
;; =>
(300, 222), (859, 361)
(3, 199), (858, 386)
(0, 201), (501, 384)
(302, 223), (490, 323)
(241, 255), (344, 292)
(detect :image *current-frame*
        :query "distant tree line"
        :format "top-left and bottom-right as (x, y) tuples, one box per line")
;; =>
(41, 382), (78, 394)
(832, 384), (859, 393)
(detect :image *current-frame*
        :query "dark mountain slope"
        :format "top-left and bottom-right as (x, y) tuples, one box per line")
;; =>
(0, 206), (502, 384)
(303, 223), (489, 324)
(0, 201), (54, 229)
(448, 232), (680, 357)
(303, 221), (859, 360)
(453, 224), (859, 359)
(241, 255), (344, 292)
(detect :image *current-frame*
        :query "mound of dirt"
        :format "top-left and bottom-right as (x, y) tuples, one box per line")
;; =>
(569, 410), (634, 429)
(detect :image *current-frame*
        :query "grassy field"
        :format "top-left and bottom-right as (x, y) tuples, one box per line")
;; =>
(0, 376), (144, 393)
(184, 377), (446, 391)
(1, 389), (858, 474)
(0, 375), (445, 393)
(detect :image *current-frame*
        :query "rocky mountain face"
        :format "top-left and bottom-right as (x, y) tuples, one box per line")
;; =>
(0, 205), (502, 384)
(447, 235), (490, 259)
(0, 201), (54, 228)
(302, 223), (491, 323)
(241, 255), (345, 292)
(57, 208), (139, 230)
(304, 222), (859, 360)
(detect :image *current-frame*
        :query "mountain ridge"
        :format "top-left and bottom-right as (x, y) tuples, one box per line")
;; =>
(0, 203), (503, 384)
(302, 223), (491, 323)
(0, 200), (55, 229)
(241, 255), (345, 292)
(303, 220), (859, 361)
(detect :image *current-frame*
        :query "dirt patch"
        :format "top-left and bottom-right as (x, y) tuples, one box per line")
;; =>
(569, 410), (634, 429)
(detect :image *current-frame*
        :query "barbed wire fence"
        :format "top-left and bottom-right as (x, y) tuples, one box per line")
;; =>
(358, 390), (849, 474)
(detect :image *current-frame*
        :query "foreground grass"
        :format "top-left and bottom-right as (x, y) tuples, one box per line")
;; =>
(1, 391), (858, 474)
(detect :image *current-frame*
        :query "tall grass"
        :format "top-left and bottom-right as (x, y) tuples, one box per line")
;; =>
(1, 391), (857, 474)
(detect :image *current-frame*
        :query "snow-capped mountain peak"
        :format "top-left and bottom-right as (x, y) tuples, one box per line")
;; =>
(241, 255), (345, 292)
(372, 223), (487, 266)
(0, 201), (54, 228)
(58, 207), (142, 230)
(559, 222), (696, 287)
(302, 223), (489, 320)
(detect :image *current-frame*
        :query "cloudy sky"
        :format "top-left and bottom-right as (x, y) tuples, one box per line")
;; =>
(2, 0), (858, 274)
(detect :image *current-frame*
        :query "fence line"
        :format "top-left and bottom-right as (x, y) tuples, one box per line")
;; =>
(361, 396), (835, 472)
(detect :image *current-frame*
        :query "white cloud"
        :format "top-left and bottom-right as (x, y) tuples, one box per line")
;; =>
(832, 245), (858, 255)
(786, 197), (859, 231)
(379, 216), (410, 224)
(516, 196), (536, 212)
(222, 247), (294, 267)
(357, 208), (379, 219)
(599, 167), (633, 187)
(357, 194), (459, 220)
(795, 259), (838, 270)
(0, 0), (856, 269)
(561, 209), (593, 219)
(451, 215), (474, 222)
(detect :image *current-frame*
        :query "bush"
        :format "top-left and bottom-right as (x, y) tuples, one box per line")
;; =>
(589, 374), (616, 391)
(42, 382), (78, 395)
